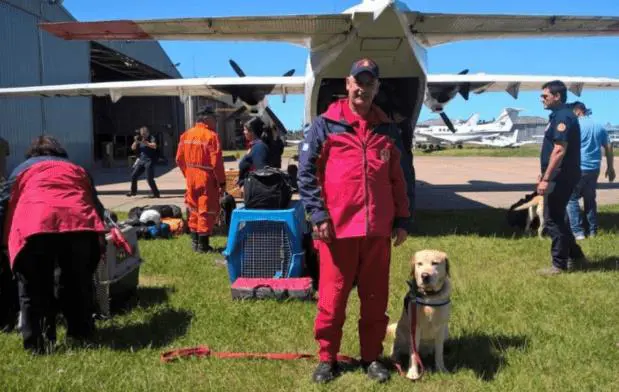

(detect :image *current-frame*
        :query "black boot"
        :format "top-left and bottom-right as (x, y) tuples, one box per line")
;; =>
(312, 361), (339, 384)
(363, 360), (391, 383)
(197, 235), (214, 253)
(190, 232), (199, 252)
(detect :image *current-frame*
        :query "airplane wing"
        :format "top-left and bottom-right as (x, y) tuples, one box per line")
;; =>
(406, 12), (619, 47)
(38, 14), (352, 48)
(0, 76), (306, 103)
(426, 74), (619, 99)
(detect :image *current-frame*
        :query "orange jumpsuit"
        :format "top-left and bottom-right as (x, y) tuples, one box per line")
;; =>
(175, 123), (226, 235)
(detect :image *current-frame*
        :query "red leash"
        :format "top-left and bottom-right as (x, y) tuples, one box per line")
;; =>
(393, 296), (424, 379)
(160, 345), (357, 364)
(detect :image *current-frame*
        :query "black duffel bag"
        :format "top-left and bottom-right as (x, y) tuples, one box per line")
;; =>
(243, 167), (293, 209)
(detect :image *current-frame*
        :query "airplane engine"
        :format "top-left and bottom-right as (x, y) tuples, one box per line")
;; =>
(423, 69), (471, 134)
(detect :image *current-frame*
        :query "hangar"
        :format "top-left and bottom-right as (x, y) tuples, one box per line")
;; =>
(0, 0), (201, 173)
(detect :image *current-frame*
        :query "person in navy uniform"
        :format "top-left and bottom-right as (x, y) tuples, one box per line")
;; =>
(537, 80), (587, 275)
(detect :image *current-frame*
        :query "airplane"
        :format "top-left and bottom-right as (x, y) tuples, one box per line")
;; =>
(414, 108), (522, 149)
(2, 0), (619, 157)
(465, 129), (537, 148)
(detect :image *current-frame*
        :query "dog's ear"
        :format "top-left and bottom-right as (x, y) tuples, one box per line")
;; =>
(410, 253), (417, 279)
(445, 257), (450, 277)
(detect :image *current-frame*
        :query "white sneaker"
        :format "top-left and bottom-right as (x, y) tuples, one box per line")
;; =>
(574, 234), (585, 240)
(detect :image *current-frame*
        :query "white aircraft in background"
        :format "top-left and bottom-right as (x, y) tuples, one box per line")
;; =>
(466, 129), (537, 148)
(2, 0), (619, 150)
(414, 108), (522, 148)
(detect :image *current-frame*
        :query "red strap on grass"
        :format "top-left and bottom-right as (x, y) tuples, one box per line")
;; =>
(160, 345), (356, 364)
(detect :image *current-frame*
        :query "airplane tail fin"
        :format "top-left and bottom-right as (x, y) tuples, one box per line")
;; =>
(497, 108), (522, 131)
(464, 113), (479, 127)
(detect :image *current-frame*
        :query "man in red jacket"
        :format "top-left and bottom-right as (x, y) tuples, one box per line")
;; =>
(298, 58), (410, 383)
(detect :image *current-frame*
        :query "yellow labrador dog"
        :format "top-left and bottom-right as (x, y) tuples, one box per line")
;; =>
(513, 195), (545, 238)
(387, 250), (451, 380)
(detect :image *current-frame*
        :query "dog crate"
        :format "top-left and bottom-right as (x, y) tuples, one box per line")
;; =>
(223, 200), (309, 283)
(94, 225), (142, 318)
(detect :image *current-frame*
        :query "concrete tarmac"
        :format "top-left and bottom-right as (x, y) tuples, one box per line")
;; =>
(94, 156), (618, 212)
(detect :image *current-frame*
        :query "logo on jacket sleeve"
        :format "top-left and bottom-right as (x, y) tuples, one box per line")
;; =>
(380, 148), (391, 162)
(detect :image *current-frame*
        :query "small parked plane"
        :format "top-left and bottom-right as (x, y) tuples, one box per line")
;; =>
(414, 108), (522, 149)
(466, 129), (537, 148)
(2, 0), (619, 152)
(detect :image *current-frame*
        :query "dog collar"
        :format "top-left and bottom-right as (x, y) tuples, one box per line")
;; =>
(415, 297), (451, 307)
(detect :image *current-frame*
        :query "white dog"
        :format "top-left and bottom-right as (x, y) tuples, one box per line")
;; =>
(387, 250), (452, 380)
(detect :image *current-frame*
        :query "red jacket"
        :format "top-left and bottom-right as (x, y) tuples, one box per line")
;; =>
(0, 157), (106, 267)
(297, 99), (410, 238)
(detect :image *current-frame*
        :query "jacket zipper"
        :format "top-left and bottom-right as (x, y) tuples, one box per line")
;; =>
(362, 132), (369, 236)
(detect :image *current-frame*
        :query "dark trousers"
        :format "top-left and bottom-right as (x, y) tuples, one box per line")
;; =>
(13, 232), (101, 354)
(0, 251), (19, 331)
(543, 179), (585, 269)
(130, 159), (160, 196)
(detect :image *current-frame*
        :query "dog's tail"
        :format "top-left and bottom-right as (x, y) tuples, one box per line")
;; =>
(386, 322), (398, 337)
(513, 195), (543, 211)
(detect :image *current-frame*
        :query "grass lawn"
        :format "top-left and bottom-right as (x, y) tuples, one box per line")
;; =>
(415, 144), (542, 158)
(1, 206), (618, 391)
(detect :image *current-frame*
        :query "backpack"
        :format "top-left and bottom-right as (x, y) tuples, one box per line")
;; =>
(144, 204), (183, 219)
(243, 167), (292, 209)
(161, 218), (187, 235)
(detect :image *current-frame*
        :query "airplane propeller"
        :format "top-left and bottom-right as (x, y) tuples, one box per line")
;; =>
(427, 68), (471, 133)
(223, 59), (292, 135)
(227, 59), (295, 107)
(439, 112), (457, 134)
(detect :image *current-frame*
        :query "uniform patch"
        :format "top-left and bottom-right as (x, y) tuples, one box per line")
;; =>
(380, 148), (390, 162)
(302, 143), (309, 151)
(556, 123), (566, 132)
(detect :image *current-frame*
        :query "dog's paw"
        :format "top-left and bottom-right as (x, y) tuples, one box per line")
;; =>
(405, 367), (422, 381)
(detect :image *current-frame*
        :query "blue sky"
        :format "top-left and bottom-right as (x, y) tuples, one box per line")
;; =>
(64, 0), (619, 131)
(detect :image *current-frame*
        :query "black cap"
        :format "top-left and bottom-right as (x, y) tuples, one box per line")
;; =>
(350, 58), (379, 79)
(572, 101), (592, 116)
(197, 106), (216, 116)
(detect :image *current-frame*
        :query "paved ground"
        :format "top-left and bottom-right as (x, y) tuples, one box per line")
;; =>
(94, 156), (619, 212)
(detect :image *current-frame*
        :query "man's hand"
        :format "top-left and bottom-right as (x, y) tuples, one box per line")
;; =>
(606, 167), (616, 183)
(313, 220), (334, 243)
(537, 180), (549, 195)
(391, 228), (407, 247)
(537, 173), (542, 183)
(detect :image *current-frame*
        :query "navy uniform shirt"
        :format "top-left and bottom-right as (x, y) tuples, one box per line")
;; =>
(137, 135), (158, 162)
(540, 104), (581, 181)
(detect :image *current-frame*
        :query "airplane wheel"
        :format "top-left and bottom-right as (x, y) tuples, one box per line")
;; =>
(428, 144), (434, 151)
(457, 144), (463, 149)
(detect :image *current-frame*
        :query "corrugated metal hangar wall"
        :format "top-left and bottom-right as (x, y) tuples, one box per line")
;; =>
(0, 0), (185, 173)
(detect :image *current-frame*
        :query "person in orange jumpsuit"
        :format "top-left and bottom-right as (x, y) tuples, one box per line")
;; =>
(176, 107), (226, 252)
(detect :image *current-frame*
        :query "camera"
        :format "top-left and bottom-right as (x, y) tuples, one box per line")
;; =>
(134, 130), (143, 142)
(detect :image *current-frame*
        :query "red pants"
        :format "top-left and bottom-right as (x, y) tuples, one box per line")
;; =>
(314, 236), (391, 362)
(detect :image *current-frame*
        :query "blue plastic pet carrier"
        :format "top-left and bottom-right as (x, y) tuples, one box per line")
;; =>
(223, 200), (309, 283)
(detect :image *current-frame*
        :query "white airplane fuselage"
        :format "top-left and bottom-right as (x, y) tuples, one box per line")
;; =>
(299, 0), (429, 128)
